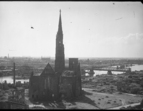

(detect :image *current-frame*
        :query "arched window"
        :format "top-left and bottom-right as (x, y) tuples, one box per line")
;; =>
(45, 79), (46, 89)
(36, 95), (38, 99)
(32, 94), (34, 99)
(43, 92), (45, 95)
(47, 77), (51, 89)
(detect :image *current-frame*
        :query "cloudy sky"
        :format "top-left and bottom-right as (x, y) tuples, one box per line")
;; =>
(0, 2), (143, 58)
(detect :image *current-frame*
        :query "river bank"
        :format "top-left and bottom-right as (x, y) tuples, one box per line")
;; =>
(15, 75), (30, 79)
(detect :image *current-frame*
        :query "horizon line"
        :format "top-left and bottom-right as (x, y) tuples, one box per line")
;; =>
(1, 56), (143, 59)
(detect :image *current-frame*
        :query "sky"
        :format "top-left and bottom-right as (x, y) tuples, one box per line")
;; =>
(0, 2), (143, 58)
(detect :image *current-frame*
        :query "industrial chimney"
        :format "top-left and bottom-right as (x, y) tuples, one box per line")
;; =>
(13, 62), (15, 86)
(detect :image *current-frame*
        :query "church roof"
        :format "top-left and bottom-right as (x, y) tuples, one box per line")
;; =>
(40, 63), (55, 77)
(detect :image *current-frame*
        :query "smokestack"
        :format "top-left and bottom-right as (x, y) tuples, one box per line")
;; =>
(13, 62), (15, 86)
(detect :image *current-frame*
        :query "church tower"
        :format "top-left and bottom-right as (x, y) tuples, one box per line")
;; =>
(55, 10), (65, 74)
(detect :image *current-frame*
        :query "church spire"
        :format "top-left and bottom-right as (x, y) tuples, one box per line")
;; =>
(55, 10), (65, 73)
(58, 9), (63, 34)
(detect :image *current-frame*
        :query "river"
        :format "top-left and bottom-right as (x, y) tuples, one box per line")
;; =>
(127, 64), (143, 71)
(85, 70), (124, 76)
(1, 64), (143, 83)
(0, 76), (29, 84)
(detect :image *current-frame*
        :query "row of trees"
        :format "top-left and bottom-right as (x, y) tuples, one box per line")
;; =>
(116, 76), (143, 94)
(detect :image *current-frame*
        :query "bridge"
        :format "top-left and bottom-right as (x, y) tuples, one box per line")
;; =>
(84, 67), (131, 75)
(93, 67), (130, 72)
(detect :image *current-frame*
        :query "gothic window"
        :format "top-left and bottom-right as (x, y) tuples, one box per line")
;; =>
(45, 79), (46, 89)
(32, 95), (34, 99)
(36, 95), (38, 99)
(47, 77), (50, 89)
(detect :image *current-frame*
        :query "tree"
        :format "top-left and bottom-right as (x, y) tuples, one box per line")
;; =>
(116, 81), (124, 92)
(129, 83), (142, 94)
(140, 81), (143, 88)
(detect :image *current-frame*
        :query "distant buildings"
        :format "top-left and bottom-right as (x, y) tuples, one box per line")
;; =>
(29, 10), (82, 101)
(0, 88), (28, 109)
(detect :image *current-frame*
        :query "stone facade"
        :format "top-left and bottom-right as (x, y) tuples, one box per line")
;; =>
(69, 58), (79, 70)
(55, 10), (65, 74)
(59, 58), (82, 99)
(29, 63), (58, 101)
(29, 10), (82, 102)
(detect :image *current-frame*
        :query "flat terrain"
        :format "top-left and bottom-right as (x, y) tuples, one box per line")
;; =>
(25, 88), (142, 109)
(81, 88), (142, 109)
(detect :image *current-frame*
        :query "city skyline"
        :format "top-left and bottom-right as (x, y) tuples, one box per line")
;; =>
(0, 2), (143, 58)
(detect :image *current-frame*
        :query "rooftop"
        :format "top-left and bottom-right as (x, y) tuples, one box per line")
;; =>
(62, 70), (75, 77)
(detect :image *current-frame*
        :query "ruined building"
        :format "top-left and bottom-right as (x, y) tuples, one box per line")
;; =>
(59, 58), (82, 99)
(29, 10), (82, 101)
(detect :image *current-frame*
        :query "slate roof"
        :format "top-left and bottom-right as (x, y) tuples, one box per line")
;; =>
(31, 63), (55, 79)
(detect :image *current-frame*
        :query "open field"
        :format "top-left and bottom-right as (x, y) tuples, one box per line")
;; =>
(25, 88), (142, 109)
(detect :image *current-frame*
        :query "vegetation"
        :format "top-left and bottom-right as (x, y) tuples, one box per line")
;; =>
(82, 72), (143, 95)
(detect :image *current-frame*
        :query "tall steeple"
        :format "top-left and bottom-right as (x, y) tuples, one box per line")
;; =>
(58, 10), (63, 34)
(55, 10), (65, 74)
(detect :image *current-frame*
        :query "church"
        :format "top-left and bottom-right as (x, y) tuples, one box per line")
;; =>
(29, 10), (82, 101)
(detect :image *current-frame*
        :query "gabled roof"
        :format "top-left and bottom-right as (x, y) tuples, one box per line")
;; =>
(40, 63), (55, 77)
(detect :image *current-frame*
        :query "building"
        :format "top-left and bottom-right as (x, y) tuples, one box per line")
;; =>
(55, 10), (65, 74)
(0, 88), (28, 109)
(29, 63), (58, 101)
(0, 100), (28, 109)
(59, 58), (82, 99)
(29, 10), (82, 101)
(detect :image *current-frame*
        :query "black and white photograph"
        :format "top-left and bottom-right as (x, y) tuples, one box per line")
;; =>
(0, 1), (143, 109)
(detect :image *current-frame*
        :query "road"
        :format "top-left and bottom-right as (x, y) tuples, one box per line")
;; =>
(110, 103), (140, 109)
